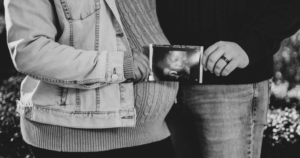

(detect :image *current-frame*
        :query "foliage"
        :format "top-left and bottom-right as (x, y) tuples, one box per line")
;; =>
(273, 30), (300, 88)
(261, 105), (300, 158)
(0, 75), (33, 158)
(260, 31), (300, 158)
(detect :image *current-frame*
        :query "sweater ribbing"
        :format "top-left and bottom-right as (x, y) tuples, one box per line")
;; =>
(21, 0), (178, 152)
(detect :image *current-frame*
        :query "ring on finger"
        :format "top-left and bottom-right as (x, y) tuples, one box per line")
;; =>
(220, 56), (230, 64)
(214, 58), (227, 75)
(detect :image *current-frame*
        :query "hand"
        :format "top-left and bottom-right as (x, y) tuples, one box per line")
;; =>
(202, 41), (249, 76)
(132, 49), (151, 83)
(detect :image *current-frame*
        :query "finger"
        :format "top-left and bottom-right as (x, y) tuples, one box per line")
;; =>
(133, 53), (150, 82)
(135, 52), (150, 70)
(133, 53), (141, 83)
(203, 42), (220, 69)
(135, 50), (149, 64)
(137, 61), (149, 82)
(214, 58), (227, 76)
(140, 53), (150, 65)
(206, 48), (225, 72)
(139, 54), (151, 79)
(134, 66), (142, 83)
(140, 57), (150, 79)
(221, 60), (238, 76)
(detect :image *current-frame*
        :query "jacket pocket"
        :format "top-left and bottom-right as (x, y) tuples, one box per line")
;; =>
(31, 82), (65, 109)
(60, 0), (101, 20)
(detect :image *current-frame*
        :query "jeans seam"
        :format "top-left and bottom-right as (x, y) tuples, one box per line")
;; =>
(247, 121), (254, 158)
(253, 83), (258, 123)
(248, 83), (258, 158)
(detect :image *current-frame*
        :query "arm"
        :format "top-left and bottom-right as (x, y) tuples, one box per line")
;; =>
(5, 0), (128, 89)
(203, 0), (300, 76)
(236, 0), (300, 65)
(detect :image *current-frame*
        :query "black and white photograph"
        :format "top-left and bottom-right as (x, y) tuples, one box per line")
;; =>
(149, 45), (203, 83)
(0, 0), (300, 158)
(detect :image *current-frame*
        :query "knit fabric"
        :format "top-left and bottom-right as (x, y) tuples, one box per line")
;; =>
(21, 0), (178, 152)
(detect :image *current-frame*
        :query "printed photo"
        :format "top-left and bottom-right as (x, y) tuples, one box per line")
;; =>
(149, 45), (203, 83)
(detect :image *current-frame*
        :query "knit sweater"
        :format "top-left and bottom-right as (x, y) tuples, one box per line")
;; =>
(157, 0), (300, 84)
(21, 0), (178, 152)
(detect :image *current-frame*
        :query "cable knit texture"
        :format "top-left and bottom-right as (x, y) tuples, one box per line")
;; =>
(21, 0), (178, 152)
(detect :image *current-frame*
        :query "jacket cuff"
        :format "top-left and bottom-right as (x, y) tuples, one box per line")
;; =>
(123, 50), (135, 82)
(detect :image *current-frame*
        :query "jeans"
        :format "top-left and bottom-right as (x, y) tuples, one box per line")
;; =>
(166, 80), (270, 158)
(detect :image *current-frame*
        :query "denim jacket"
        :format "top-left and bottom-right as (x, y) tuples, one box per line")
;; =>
(5, 0), (137, 128)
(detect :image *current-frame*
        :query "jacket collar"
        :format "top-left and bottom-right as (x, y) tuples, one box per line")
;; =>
(104, 0), (123, 28)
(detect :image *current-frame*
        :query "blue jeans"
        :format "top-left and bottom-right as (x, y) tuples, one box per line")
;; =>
(166, 80), (270, 158)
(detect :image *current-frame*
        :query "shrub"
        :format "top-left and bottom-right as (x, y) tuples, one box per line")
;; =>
(261, 102), (300, 158)
(261, 30), (300, 158)
(0, 75), (33, 158)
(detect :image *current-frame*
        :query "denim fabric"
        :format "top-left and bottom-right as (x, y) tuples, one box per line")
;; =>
(166, 80), (270, 158)
(5, 0), (136, 128)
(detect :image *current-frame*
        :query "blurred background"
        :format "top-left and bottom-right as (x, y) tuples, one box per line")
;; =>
(0, 1), (300, 158)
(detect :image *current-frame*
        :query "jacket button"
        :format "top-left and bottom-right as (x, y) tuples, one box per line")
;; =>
(112, 74), (118, 82)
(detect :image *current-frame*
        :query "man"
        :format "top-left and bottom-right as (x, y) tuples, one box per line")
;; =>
(157, 0), (300, 158)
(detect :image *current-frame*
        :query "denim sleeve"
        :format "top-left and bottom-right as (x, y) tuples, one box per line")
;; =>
(4, 0), (125, 89)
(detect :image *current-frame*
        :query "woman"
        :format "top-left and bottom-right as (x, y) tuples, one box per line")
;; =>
(5, 0), (177, 157)
(157, 0), (300, 158)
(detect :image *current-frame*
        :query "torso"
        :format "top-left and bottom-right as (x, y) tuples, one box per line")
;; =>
(116, 0), (178, 123)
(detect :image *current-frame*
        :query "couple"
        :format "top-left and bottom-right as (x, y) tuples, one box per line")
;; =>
(4, 0), (300, 158)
